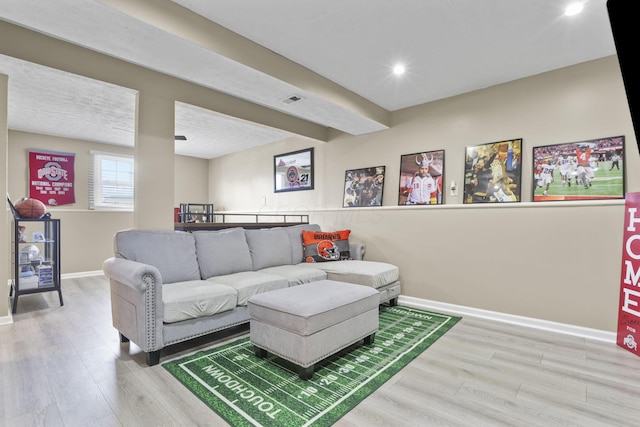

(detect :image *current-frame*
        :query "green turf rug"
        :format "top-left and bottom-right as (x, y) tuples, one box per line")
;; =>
(163, 305), (460, 427)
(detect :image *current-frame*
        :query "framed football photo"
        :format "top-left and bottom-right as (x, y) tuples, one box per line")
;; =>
(343, 166), (385, 207)
(463, 138), (522, 204)
(532, 136), (625, 202)
(398, 150), (445, 205)
(274, 148), (314, 193)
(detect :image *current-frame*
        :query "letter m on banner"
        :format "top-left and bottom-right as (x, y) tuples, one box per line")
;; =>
(617, 192), (640, 356)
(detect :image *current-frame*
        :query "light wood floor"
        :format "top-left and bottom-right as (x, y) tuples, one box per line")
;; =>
(2, 275), (640, 426)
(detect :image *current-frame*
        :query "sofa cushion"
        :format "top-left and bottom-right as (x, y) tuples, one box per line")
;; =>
(245, 228), (293, 270)
(298, 260), (399, 289)
(208, 271), (289, 306)
(194, 228), (252, 278)
(259, 265), (327, 286)
(115, 230), (200, 284)
(302, 229), (351, 262)
(162, 280), (238, 323)
(283, 223), (322, 263)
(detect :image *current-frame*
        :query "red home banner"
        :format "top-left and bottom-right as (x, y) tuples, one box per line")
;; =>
(28, 149), (76, 206)
(617, 192), (640, 356)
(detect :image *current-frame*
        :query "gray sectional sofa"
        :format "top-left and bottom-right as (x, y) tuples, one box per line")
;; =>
(102, 224), (401, 365)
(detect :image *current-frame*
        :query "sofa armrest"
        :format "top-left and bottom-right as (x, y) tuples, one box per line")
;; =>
(102, 257), (164, 353)
(350, 241), (366, 260)
(103, 257), (162, 291)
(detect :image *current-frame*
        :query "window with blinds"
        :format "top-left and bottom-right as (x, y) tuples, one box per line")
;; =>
(89, 151), (134, 210)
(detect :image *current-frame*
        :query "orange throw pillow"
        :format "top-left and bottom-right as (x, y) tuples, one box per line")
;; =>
(302, 229), (351, 262)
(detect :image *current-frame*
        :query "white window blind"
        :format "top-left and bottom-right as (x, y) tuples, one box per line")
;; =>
(89, 151), (134, 210)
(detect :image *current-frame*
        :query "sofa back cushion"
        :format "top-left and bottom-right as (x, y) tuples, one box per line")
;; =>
(284, 223), (321, 264)
(194, 228), (253, 278)
(114, 230), (201, 284)
(245, 228), (293, 270)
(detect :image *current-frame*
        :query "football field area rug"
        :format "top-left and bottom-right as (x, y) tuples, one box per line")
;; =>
(163, 306), (461, 427)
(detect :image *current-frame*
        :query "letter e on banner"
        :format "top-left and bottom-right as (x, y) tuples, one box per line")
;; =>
(617, 192), (640, 355)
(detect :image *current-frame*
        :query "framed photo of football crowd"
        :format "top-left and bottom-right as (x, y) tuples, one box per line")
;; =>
(343, 166), (385, 207)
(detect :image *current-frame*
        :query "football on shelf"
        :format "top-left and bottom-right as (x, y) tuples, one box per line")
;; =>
(15, 198), (47, 219)
(20, 244), (41, 262)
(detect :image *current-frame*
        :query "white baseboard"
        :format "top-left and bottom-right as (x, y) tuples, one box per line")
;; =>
(0, 314), (12, 326)
(3, 277), (617, 343)
(399, 295), (617, 344)
(61, 270), (103, 279)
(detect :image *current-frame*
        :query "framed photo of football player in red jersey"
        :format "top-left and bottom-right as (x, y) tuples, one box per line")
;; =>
(398, 150), (445, 205)
(532, 136), (625, 202)
(463, 139), (522, 204)
(274, 148), (314, 193)
(343, 166), (385, 207)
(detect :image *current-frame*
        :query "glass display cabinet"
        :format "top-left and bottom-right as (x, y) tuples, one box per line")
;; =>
(10, 216), (63, 313)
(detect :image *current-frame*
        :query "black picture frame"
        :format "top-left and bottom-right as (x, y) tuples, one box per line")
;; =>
(274, 148), (314, 193)
(398, 150), (445, 205)
(463, 138), (522, 204)
(343, 166), (385, 207)
(532, 135), (625, 202)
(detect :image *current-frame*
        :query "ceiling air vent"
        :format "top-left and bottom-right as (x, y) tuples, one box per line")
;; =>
(280, 94), (304, 105)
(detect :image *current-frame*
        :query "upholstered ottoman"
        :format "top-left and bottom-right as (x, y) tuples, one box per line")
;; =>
(247, 280), (379, 380)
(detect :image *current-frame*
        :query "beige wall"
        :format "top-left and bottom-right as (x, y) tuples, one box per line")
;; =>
(208, 136), (324, 212)
(210, 56), (640, 332)
(7, 130), (208, 274)
(2, 29), (637, 334)
(175, 155), (209, 207)
(0, 20), (325, 319)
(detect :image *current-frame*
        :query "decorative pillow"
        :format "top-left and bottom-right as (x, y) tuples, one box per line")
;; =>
(302, 229), (351, 262)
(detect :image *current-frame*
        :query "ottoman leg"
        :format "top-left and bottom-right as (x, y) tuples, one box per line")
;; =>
(364, 332), (376, 345)
(254, 346), (268, 358)
(298, 365), (314, 381)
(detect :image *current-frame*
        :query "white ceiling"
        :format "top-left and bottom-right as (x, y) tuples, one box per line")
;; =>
(0, 0), (617, 159)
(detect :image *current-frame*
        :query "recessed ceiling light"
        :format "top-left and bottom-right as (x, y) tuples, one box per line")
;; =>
(564, 2), (584, 16)
(393, 64), (406, 76)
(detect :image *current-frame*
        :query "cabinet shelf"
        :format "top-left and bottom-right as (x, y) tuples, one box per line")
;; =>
(10, 215), (63, 313)
(18, 260), (54, 267)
